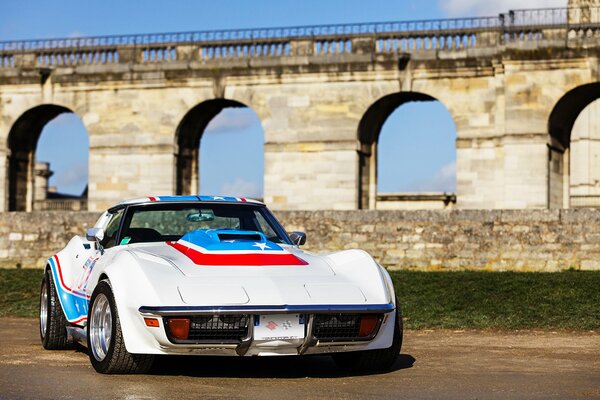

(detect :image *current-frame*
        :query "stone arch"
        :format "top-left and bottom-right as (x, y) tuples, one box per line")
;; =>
(174, 99), (263, 196)
(357, 91), (456, 209)
(548, 82), (600, 208)
(6, 104), (88, 211)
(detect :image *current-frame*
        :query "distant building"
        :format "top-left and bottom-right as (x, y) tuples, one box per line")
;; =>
(33, 162), (87, 211)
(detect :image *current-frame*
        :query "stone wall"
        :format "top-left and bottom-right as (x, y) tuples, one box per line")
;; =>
(0, 212), (98, 269)
(2, 210), (600, 271)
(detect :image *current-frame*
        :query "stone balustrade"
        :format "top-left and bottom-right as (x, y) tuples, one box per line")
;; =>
(0, 7), (598, 69)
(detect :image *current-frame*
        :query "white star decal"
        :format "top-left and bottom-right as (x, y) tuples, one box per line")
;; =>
(253, 242), (271, 251)
(223, 240), (236, 243)
(212, 196), (226, 200)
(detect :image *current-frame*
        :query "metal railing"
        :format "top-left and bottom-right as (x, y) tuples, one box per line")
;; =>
(0, 6), (598, 66)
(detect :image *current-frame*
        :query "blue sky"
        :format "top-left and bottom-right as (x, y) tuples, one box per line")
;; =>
(2, 0), (566, 196)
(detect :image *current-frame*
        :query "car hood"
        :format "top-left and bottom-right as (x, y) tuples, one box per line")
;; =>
(124, 239), (388, 306)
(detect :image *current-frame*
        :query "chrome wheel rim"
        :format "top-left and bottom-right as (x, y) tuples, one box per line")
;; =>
(90, 293), (112, 362)
(40, 280), (48, 338)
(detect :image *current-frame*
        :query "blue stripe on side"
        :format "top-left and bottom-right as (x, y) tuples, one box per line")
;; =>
(48, 257), (89, 323)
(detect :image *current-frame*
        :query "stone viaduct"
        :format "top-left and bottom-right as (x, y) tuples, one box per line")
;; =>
(0, 3), (599, 212)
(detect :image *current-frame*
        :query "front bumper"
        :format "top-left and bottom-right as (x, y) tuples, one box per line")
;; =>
(138, 303), (396, 356)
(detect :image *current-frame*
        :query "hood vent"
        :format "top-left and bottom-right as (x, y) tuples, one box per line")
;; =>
(218, 233), (262, 242)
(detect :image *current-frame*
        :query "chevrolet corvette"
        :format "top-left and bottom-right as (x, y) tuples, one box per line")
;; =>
(39, 196), (402, 374)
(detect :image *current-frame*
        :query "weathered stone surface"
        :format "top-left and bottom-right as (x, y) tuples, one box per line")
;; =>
(2, 209), (599, 271)
(0, 17), (599, 212)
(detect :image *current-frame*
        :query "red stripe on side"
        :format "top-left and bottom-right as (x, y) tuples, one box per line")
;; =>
(53, 255), (72, 292)
(71, 316), (88, 324)
(53, 255), (91, 299)
(167, 242), (308, 266)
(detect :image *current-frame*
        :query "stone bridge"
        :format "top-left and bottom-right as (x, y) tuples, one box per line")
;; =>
(0, 3), (599, 212)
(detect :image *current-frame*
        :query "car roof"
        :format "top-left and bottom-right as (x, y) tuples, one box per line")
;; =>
(110, 195), (264, 209)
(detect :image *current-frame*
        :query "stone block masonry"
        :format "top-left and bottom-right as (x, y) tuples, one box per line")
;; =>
(1, 210), (599, 271)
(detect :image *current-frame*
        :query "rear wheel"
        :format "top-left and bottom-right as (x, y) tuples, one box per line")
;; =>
(40, 269), (70, 349)
(87, 280), (154, 374)
(332, 306), (403, 373)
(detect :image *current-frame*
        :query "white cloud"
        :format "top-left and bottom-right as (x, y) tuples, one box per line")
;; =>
(205, 108), (260, 134)
(411, 161), (456, 192)
(55, 160), (88, 192)
(219, 177), (261, 198)
(440, 0), (567, 17)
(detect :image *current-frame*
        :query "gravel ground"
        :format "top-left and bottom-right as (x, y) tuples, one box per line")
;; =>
(0, 318), (598, 400)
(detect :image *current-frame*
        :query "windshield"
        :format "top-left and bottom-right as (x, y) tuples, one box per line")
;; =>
(118, 203), (291, 245)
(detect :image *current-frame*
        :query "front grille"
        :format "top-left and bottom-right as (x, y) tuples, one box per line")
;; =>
(313, 313), (380, 342)
(165, 314), (249, 344)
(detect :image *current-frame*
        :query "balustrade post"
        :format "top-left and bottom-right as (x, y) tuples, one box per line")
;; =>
(175, 45), (199, 62)
(351, 37), (375, 55)
(117, 45), (142, 64)
(290, 39), (314, 56)
(13, 52), (37, 68)
(475, 31), (499, 47)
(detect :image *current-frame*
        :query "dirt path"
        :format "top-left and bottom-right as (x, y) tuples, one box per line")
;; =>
(0, 318), (598, 399)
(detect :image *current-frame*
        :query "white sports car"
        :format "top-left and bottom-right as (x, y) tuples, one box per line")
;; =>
(39, 196), (402, 374)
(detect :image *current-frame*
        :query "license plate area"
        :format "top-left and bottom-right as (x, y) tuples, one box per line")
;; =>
(253, 314), (305, 341)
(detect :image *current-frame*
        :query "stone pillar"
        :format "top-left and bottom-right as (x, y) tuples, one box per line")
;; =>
(33, 162), (52, 202)
(260, 87), (362, 210)
(88, 138), (175, 211)
(85, 108), (177, 211)
(568, 0), (600, 24)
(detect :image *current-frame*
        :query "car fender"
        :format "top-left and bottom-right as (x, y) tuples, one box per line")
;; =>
(326, 249), (393, 305)
(98, 250), (178, 354)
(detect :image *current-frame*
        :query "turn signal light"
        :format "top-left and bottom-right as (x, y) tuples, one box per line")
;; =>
(359, 315), (379, 337)
(167, 318), (190, 340)
(144, 318), (160, 327)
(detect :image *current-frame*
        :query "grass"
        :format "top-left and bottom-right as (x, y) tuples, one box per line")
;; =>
(1, 269), (599, 330)
(0, 269), (43, 318)
(391, 271), (600, 330)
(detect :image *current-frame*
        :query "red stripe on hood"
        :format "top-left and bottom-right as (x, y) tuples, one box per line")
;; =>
(167, 241), (308, 266)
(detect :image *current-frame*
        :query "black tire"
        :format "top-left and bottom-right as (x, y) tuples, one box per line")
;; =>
(40, 269), (70, 349)
(332, 305), (403, 373)
(87, 280), (154, 374)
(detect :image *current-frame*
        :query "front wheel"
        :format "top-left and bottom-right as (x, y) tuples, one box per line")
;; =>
(87, 280), (154, 374)
(40, 269), (70, 349)
(332, 306), (403, 373)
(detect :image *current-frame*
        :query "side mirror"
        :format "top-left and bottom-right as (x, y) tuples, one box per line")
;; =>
(86, 228), (104, 242)
(289, 231), (306, 246)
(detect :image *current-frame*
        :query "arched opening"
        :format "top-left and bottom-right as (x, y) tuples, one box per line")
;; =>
(548, 82), (600, 208)
(357, 92), (457, 209)
(175, 99), (264, 198)
(7, 105), (89, 211)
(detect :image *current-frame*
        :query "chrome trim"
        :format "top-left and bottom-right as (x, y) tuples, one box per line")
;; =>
(235, 315), (254, 356)
(139, 303), (394, 316)
(66, 326), (88, 347)
(297, 314), (317, 355)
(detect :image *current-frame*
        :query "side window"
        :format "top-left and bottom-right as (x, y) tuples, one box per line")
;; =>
(101, 209), (124, 249)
